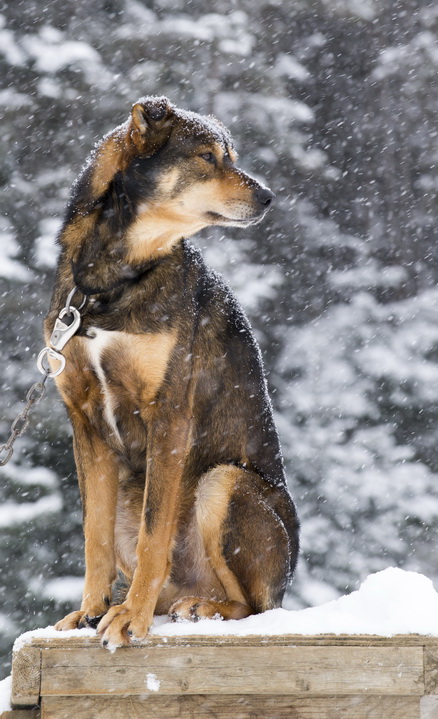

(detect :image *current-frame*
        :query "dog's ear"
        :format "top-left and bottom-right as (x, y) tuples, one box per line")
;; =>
(130, 96), (174, 154)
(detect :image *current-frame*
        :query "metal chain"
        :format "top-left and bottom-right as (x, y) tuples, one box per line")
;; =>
(0, 374), (49, 466)
(0, 287), (86, 467)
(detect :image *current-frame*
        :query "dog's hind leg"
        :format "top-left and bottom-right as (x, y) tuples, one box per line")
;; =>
(169, 465), (298, 622)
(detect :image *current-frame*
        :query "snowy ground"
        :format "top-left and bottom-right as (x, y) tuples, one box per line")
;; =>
(2, 567), (438, 711)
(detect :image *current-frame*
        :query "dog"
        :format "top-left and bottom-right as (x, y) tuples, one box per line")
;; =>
(45, 96), (299, 647)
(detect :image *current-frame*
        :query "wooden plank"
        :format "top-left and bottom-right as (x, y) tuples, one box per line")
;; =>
(27, 633), (438, 649)
(41, 694), (420, 719)
(40, 645), (424, 696)
(11, 647), (41, 708)
(0, 711), (40, 719)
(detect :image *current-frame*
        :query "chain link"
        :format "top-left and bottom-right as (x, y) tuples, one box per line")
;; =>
(0, 375), (49, 467)
(0, 286), (86, 467)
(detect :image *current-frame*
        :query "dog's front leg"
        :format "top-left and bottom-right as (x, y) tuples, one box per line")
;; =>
(97, 415), (190, 647)
(56, 425), (119, 630)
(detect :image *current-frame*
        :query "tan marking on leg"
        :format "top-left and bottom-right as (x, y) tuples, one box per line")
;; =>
(195, 465), (250, 608)
(55, 427), (119, 631)
(97, 517), (177, 645)
(51, 339), (121, 630)
(98, 417), (192, 646)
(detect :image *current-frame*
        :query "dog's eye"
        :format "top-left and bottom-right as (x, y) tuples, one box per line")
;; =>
(200, 152), (216, 164)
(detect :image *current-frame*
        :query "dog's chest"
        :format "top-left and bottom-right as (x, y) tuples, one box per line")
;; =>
(85, 327), (177, 443)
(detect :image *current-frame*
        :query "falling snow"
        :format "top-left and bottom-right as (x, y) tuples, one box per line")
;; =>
(0, 0), (437, 679)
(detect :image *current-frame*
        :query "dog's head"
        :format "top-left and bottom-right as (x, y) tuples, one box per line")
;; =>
(124, 96), (274, 231)
(67, 97), (275, 281)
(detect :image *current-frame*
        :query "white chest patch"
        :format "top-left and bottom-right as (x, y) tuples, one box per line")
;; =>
(86, 327), (124, 444)
(85, 325), (178, 447)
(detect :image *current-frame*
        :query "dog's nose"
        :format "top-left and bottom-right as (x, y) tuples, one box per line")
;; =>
(255, 187), (276, 208)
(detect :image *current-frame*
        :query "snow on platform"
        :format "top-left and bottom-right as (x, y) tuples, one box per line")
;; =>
(12, 567), (438, 653)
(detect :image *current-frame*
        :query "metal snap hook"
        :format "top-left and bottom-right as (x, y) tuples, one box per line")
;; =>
(50, 306), (81, 351)
(37, 347), (66, 378)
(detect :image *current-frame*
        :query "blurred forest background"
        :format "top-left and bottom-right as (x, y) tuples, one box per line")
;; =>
(1, 0), (437, 675)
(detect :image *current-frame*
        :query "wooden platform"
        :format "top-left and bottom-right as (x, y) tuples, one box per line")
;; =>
(4, 633), (438, 718)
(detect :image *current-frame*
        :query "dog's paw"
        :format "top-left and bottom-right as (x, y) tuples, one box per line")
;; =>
(169, 597), (252, 622)
(55, 610), (84, 631)
(97, 602), (152, 649)
(55, 609), (106, 631)
(169, 597), (223, 622)
(55, 610), (88, 631)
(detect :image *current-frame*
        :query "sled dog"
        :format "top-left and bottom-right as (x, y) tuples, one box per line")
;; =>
(45, 96), (299, 647)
